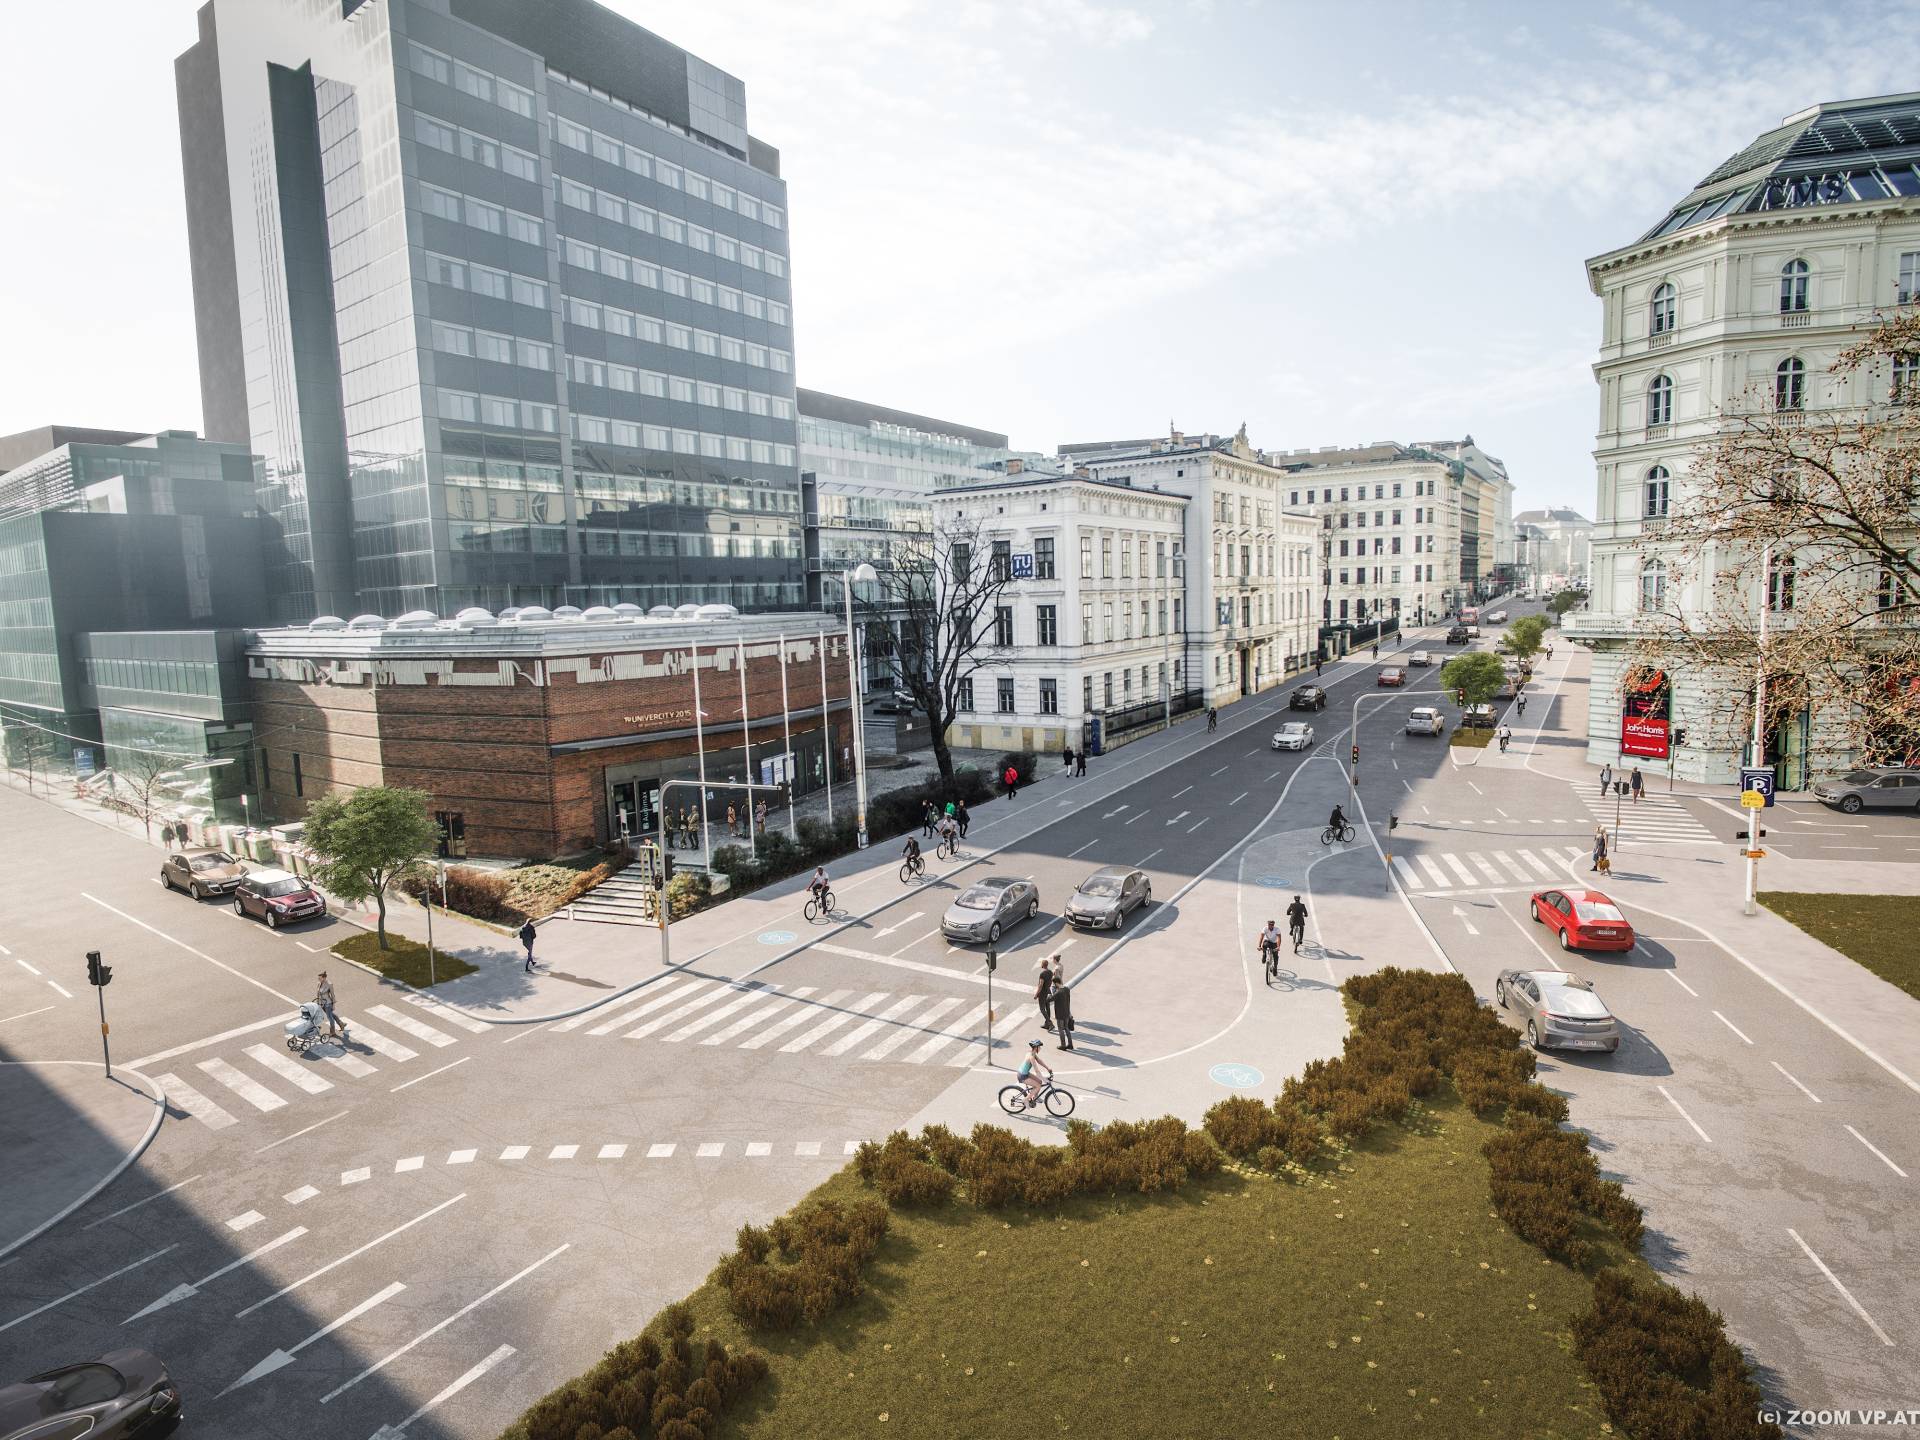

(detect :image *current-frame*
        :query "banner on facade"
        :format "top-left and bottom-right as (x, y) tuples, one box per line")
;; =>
(1620, 668), (1670, 759)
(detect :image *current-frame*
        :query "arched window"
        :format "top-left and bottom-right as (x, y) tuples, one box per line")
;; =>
(1768, 554), (1796, 612)
(1780, 259), (1810, 314)
(1650, 282), (1676, 336)
(1639, 558), (1666, 611)
(1644, 465), (1671, 519)
(1775, 356), (1805, 411)
(1647, 374), (1674, 426)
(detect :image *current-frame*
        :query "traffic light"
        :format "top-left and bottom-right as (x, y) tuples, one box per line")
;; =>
(1456, 687), (1467, 705)
(86, 950), (112, 987)
(985, 946), (998, 974)
(1351, 743), (1360, 765)
(661, 852), (675, 888)
(1389, 813), (1400, 831)
(1673, 727), (1688, 746)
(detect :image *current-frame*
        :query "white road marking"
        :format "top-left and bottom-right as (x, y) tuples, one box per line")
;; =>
(1068, 839), (1099, 858)
(1188, 816), (1209, 832)
(198, 1057), (287, 1113)
(499, 1146), (530, 1161)
(696, 1142), (725, 1157)
(222, 1281), (406, 1396)
(1172, 785), (1192, 798)
(1663, 970), (1699, 998)
(1490, 851), (1533, 883)
(647, 1143), (675, 1158)
(46, 981), (73, 999)
(846, 1140), (863, 1154)
(81, 893), (299, 1005)
(390, 1056), (468, 1092)
(863, 996), (964, 1060)
(701, 988), (815, 1045)
(583, 978), (711, 1036)
(873, 911), (924, 938)
(1518, 849), (1557, 878)
(367, 1004), (458, 1048)
(1845, 1125), (1908, 1179)
(236, 1193), (465, 1319)
(795, 1140), (823, 1156)
(123, 1228), (307, 1323)
(14, 958), (41, 976)
(1268, 769), (1283, 780)
(295, 940), (320, 952)
(746, 1142), (772, 1156)
(625, 982), (753, 1039)
(598, 1144), (627, 1159)
(1165, 810), (1189, 827)
(1467, 782), (1483, 795)
(1392, 856), (1421, 888)
(447, 1149), (476, 1165)
(129, 1014), (290, 1070)
(321, 1249), (566, 1405)
(1441, 853), (1477, 885)
(255, 1110), (347, 1154)
(660, 983), (774, 1042)
(400, 994), (492, 1031)
(1656, 1085), (1712, 1143)
(1135, 848), (1162, 865)
(824, 994), (927, 1057)
(364, 1341), (516, 1436)
(1416, 854), (1452, 888)
(548, 1145), (578, 1160)
(814, 944), (988, 985)
(84, 1175), (202, 1229)
(1712, 1010), (1754, 1046)
(350, 1024), (419, 1064)
(156, 1073), (238, 1130)
(1788, 1229), (1894, 1345)
(903, 1001), (989, 1064)
(1230, 791), (1247, 805)
(782, 991), (888, 1052)
(1468, 853), (1505, 885)
(1449, 905), (1480, 936)
(312, 1046), (377, 1079)
(284, 1186), (320, 1205)
(740, 988), (852, 1049)
(395, 1156), (424, 1173)
(0, 1005), (54, 1025)
(244, 1044), (334, 1094)
(342, 1168), (371, 1186)
(1770, 1062), (1820, 1103)
(0, 1246), (178, 1336)
(227, 1210), (266, 1232)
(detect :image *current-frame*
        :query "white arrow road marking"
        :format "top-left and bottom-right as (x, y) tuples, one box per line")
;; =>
(0, 1247), (177, 1336)
(1102, 805), (1129, 819)
(236, 1194), (464, 1318)
(221, 1282), (406, 1396)
(366, 1343), (517, 1438)
(322, 1246), (568, 1404)
(1165, 811), (1189, 827)
(1450, 906), (1480, 936)
(124, 1228), (308, 1323)
(873, 912), (923, 938)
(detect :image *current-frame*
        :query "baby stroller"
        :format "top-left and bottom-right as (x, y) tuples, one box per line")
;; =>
(285, 1001), (345, 1053)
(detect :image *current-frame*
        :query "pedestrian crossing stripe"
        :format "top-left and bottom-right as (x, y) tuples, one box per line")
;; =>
(1578, 790), (1718, 842)
(156, 1073), (239, 1130)
(1393, 845), (1595, 893)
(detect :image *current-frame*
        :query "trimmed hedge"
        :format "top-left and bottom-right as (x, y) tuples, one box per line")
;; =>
(1202, 1094), (1323, 1170)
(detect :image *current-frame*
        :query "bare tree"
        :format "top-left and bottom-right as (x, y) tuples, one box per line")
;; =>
(118, 749), (185, 843)
(862, 514), (1018, 789)
(1627, 307), (1920, 770)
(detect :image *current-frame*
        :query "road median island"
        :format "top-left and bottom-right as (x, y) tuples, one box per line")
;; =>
(496, 970), (1780, 1440)
(329, 930), (478, 987)
(1758, 892), (1920, 1004)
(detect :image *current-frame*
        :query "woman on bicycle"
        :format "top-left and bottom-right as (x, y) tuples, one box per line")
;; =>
(1018, 1039), (1052, 1104)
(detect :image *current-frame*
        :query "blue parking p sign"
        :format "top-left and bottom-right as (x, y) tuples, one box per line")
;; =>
(1739, 767), (1776, 806)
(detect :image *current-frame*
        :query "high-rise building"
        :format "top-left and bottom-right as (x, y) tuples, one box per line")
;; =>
(177, 0), (801, 625)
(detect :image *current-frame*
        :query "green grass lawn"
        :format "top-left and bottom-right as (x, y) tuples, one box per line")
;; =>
(1449, 728), (1494, 749)
(1760, 892), (1920, 1003)
(331, 929), (478, 987)
(690, 1096), (1614, 1440)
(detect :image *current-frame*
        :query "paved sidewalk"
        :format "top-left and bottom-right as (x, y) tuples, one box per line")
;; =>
(1, 1059), (166, 1259)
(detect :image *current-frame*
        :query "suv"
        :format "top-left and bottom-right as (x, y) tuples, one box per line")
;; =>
(234, 868), (327, 928)
(1463, 704), (1498, 730)
(1289, 685), (1328, 711)
(1812, 767), (1920, 813)
(1405, 707), (1444, 736)
(1445, 625), (1470, 645)
(161, 849), (247, 899)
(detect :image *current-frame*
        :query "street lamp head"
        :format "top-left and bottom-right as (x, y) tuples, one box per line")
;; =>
(848, 562), (879, 587)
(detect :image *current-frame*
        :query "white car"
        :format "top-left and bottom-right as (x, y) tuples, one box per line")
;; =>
(1487, 610), (1509, 624)
(1271, 722), (1315, 751)
(1405, 707), (1445, 736)
(1408, 650), (1432, 667)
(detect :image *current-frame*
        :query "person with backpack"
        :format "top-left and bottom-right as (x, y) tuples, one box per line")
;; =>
(955, 798), (970, 838)
(1004, 762), (1019, 799)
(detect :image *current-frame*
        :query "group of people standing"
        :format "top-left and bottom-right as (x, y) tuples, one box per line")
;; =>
(1032, 953), (1076, 1050)
(1060, 747), (1088, 776)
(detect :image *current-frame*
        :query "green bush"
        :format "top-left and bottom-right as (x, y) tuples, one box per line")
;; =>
(666, 870), (712, 919)
(399, 864), (525, 925)
(716, 1198), (890, 1331)
(1574, 1269), (1782, 1440)
(1483, 1116), (1642, 1267)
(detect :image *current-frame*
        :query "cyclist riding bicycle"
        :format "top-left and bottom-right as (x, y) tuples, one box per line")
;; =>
(808, 865), (830, 906)
(1327, 804), (1347, 835)
(1018, 1038), (1052, 1105)
(1286, 895), (1309, 951)
(902, 835), (922, 867)
(937, 814), (959, 851)
(1516, 692), (1528, 715)
(1255, 919), (1282, 973)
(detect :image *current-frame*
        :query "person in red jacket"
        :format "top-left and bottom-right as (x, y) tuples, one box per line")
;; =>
(1003, 763), (1019, 799)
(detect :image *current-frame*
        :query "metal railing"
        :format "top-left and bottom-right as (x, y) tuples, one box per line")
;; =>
(1102, 689), (1204, 739)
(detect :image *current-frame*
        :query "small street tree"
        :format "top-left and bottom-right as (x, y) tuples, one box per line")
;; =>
(303, 786), (439, 950)
(1500, 614), (1550, 665)
(862, 513), (1018, 791)
(1546, 589), (1584, 623)
(1628, 307), (1920, 769)
(1440, 651), (1507, 708)
(119, 749), (185, 843)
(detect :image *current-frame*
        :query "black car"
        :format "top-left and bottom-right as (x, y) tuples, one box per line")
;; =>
(1, 1350), (180, 1440)
(1289, 685), (1328, 711)
(1445, 625), (1470, 645)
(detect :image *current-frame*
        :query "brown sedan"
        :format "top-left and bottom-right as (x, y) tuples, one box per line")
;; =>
(161, 849), (248, 899)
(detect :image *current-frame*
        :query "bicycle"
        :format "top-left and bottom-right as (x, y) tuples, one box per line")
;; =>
(899, 854), (925, 883)
(998, 1077), (1075, 1118)
(936, 834), (958, 860)
(1259, 942), (1280, 983)
(1320, 823), (1356, 846)
(1289, 921), (1305, 954)
(803, 888), (836, 922)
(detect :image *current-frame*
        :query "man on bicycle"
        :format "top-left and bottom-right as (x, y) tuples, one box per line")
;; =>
(1328, 803), (1347, 836)
(936, 812), (958, 853)
(902, 834), (922, 875)
(1286, 895), (1309, 952)
(1018, 1038), (1052, 1105)
(1255, 919), (1282, 976)
(808, 865), (830, 907)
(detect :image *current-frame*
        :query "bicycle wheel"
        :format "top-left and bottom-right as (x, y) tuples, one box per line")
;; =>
(1044, 1086), (1075, 1118)
(823, 891), (835, 915)
(899, 862), (912, 883)
(1343, 825), (1357, 843)
(998, 1085), (1028, 1115)
(1320, 827), (1334, 847)
(804, 897), (819, 922)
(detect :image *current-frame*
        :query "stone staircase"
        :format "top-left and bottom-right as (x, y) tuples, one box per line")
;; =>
(567, 870), (659, 926)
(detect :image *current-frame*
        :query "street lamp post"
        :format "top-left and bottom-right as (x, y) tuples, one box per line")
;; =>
(1162, 546), (1184, 730)
(842, 562), (878, 849)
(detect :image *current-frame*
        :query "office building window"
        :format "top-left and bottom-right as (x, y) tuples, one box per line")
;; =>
(509, 274), (546, 308)
(517, 339), (552, 371)
(1039, 678), (1058, 714)
(439, 389), (478, 422)
(431, 321), (471, 355)
(1780, 258), (1810, 313)
(993, 607), (1014, 646)
(1037, 605), (1057, 646)
(997, 677), (1015, 713)
(1036, 537), (1055, 579)
(958, 678), (974, 712)
(991, 540), (1011, 582)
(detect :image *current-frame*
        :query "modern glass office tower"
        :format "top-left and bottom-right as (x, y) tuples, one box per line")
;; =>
(177, 0), (801, 625)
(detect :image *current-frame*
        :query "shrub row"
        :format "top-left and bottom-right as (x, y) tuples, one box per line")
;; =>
(715, 1198), (890, 1331)
(399, 864), (524, 925)
(852, 1116), (1220, 1211)
(507, 1300), (769, 1440)
(1201, 1094), (1323, 1170)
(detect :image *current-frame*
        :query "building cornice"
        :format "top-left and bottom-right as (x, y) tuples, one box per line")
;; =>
(1586, 198), (1920, 288)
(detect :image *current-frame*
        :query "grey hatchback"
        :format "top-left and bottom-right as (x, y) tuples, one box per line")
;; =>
(941, 876), (1041, 945)
(1065, 866), (1151, 929)
(1812, 768), (1920, 814)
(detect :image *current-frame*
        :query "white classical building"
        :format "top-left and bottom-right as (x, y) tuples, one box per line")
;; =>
(1566, 92), (1920, 788)
(1513, 507), (1593, 590)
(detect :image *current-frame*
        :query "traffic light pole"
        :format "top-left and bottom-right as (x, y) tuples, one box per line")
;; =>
(87, 949), (112, 1078)
(655, 777), (788, 971)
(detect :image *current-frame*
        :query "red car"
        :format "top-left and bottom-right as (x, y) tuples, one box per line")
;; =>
(1376, 667), (1406, 687)
(1530, 888), (1635, 953)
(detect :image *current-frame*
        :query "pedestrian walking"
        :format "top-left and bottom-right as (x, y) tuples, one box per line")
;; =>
(1207, 706), (1218, 732)
(1371, 642), (1379, 658)
(1035, 959), (1055, 1032)
(519, 919), (538, 972)
(1062, 745), (1075, 774)
(955, 798), (970, 838)
(1052, 978), (1075, 1051)
(1075, 750), (1086, 776)
(1630, 767), (1644, 804)
(1315, 658), (1323, 676)
(1591, 825), (1610, 875)
(1597, 762), (1613, 799)
(922, 800), (936, 838)
(314, 970), (343, 1038)
(726, 802), (739, 837)
(1004, 763), (1019, 799)
(755, 799), (768, 834)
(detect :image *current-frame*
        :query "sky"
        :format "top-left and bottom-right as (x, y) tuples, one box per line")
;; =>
(3, 0), (1917, 517)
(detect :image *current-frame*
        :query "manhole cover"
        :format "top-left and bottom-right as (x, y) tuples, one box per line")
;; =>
(1209, 1062), (1265, 1089)
(759, 930), (796, 945)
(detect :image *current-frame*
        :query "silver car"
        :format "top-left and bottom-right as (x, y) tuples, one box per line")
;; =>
(161, 848), (248, 898)
(1812, 767), (1920, 814)
(1065, 866), (1151, 929)
(941, 875), (1041, 945)
(1271, 722), (1314, 751)
(1495, 968), (1620, 1054)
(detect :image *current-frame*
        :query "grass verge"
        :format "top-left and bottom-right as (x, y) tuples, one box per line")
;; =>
(1759, 891), (1920, 1003)
(1449, 728), (1494, 748)
(330, 929), (477, 987)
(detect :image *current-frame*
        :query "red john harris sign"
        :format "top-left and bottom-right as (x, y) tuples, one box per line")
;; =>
(1620, 669), (1670, 760)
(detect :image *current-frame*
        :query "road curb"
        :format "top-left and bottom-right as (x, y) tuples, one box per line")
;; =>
(0, 1061), (167, 1261)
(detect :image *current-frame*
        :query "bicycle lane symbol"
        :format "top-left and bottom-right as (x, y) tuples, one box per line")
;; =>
(759, 930), (796, 945)
(1209, 1063), (1265, 1089)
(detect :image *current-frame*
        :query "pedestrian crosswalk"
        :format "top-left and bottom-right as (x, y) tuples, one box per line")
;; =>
(1578, 787), (1720, 843)
(158, 1006), (471, 1132)
(1394, 845), (1588, 894)
(563, 977), (993, 1066)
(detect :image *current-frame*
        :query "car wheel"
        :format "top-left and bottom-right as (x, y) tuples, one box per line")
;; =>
(233, 898), (245, 916)
(161, 870), (174, 891)
(988, 922), (1002, 944)
(1495, 981), (1507, 1007)
(1558, 926), (1573, 951)
(1840, 795), (1863, 814)
(267, 909), (280, 930)
(1529, 900), (1540, 922)
(1526, 1019), (1542, 1049)
(1028, 898), (1039, 920)
(1143, 883), (1151, 905)
(191, 882), (204, 901)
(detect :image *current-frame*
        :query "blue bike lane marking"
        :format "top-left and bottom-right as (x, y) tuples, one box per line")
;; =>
(1209, 1063), (1264, 1089)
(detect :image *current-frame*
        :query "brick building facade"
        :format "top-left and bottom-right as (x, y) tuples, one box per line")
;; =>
(247, 604), (852, 858)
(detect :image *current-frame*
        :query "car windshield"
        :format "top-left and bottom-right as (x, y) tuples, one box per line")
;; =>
(260, 878), (307, 898)
(45, 1363), (125, 1408)
(1279, 724), (1306, 735)
(190, 852), (236, 871)
(955, 888), (999, 910)
(1573, 901), (1625, 923)
(1078, 875), (1122, 898)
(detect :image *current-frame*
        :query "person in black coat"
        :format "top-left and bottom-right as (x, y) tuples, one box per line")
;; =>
(955, 798), (970, 838)
(1052, 980), (1075, 1051)
(1034, 961), (1055, 1032)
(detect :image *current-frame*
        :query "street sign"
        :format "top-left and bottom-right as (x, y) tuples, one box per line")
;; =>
(1739, 767), (1776, 807)
(1009, 553), (1034, 580)
(1740, 791), (1766, 809)
(1745, 848), (1766, 859)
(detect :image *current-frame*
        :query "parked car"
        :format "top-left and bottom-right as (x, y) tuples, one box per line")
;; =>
(1404, 707), (1445, 736)
(1530, 888), (1635, 953)
(0, 1349), (181, 1440)
(233, 868), (328, 929)
(1376, 667), (1406, 687)
(1288, 685), (1328, 711)
(1408, 650), (1432, 667)
(1495, 968), (1621, 1053)
(1064, 866), (1151, 930)
(1811, 767), (1920, 813)
(1496, 676), (1518, 700)
(160, 849), (246, 900)
(1462, 704), (1498, 729)
(941, 875), (1040, 945)
(1445, 626), (1470, 645)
